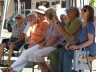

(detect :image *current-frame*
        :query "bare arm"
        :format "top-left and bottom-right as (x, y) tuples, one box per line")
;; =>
(45, 36), (58, 46)
(15, 33), (25, 43)
(8, 35), (12, 42)
(81, 33), (94, 48)
(69, 33), (94, 50)
(53, 15), (68, 35)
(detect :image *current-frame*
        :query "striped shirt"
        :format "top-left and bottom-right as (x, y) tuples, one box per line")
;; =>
(12, 23), (25, 38)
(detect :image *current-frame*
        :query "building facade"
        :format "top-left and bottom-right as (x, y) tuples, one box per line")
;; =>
(0, 0), (92, 20)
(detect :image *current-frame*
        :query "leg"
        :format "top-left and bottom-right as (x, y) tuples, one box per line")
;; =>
(49, 48), (64, 72)
(63, 50), (74, 72)
(1, 50), (29, 72)
(0, 43), (6, 61)
(58, 50), (67, 72)
(36, 62), (48, 72)
(7, 43), (16, 63)
(11, 44), (39, 72)
(34, 46), (56, 72)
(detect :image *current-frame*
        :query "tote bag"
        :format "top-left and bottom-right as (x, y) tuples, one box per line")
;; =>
(73, 45), (91, 70)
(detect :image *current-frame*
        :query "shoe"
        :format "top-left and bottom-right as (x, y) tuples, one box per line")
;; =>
(2, 62), (11, 67)
(1, 68), (10, 72)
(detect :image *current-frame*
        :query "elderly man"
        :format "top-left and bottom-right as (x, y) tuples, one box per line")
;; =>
(1, 6), (48, 72)
(49, 7), (82, 72)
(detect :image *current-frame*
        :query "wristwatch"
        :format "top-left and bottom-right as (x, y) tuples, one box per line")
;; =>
(56, 21), (60, 24)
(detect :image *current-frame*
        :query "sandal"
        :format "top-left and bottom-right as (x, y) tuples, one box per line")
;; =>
(2, 62), (11, 67)
(1, 68), (10, 72)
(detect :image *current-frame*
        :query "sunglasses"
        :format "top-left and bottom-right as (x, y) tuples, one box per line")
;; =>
(81, 8), (87, 12)
(15, 17), (22, 19)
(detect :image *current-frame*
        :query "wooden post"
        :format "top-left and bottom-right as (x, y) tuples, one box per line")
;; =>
(74, 0), (77, 7)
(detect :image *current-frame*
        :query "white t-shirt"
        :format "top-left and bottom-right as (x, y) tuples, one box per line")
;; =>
(23, 22), (30, 34)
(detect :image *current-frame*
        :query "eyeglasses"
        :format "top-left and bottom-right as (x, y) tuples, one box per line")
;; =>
(81, 8), (87, 12)
(15, 17), (22, 19)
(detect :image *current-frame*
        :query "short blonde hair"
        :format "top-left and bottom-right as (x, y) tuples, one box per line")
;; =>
(45, 8), (56, 20)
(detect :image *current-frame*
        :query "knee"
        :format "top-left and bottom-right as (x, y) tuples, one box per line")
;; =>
(34, 52), (41, 58)
(49, 50), (55, 56)
(9, 44), (15, 49)
(1, 43), (6, 48)
(60, 50), (66, 57)
(27, 50), (34, 56)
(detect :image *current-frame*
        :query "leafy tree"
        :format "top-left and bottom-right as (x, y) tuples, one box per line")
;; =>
(89, 0), (95, 7)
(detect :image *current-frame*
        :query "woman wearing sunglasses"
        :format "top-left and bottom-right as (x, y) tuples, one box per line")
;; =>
(0, 14), (25, 66)
(58, 5), (96, 72)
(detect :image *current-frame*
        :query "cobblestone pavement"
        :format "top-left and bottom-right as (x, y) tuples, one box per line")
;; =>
(0, 29), (96, 72)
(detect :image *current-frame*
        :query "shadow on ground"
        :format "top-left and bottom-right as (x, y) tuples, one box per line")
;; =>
(1, 52), (36, 68)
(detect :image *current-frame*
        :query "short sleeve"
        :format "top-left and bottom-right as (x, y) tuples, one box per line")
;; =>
(87, 22), (95, 35)
(23, 22), (30, 34)
(20, 24), (25, 33)
(52, 24), (60, 37)
(65, 19), (81, 35)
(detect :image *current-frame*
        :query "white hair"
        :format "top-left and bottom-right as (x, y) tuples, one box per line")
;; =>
(27, 12), (37, 19)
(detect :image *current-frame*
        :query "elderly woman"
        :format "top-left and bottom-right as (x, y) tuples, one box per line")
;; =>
(1, 8), (64, 72)
(58, 5), (96, 72)
(0, 14), (25, 66)
(31, 8), (64, 72)
(60, 14), (69, 27)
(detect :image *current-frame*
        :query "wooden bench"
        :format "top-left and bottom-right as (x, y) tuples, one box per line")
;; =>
(79, 56), (96, 72)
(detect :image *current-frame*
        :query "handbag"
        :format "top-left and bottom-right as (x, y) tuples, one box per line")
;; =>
(73, 45), (91, 70)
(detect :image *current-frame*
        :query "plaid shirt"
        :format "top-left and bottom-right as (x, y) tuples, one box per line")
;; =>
(12, 23), (25, 38)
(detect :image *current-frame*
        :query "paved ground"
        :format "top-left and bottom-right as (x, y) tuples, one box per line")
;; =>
(0, 29), (96, 72)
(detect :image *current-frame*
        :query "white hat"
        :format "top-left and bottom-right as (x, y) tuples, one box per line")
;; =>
(34, 6), (46, 14)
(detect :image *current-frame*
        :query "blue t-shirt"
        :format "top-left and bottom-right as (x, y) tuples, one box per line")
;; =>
(76, 21), (96, 56)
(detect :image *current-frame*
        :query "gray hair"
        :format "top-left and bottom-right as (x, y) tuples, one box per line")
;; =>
(60, 14), (68, 19)
(67, 7), (80, 17)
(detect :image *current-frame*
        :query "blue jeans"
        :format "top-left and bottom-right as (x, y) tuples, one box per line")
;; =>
(58, 50), (74, 72)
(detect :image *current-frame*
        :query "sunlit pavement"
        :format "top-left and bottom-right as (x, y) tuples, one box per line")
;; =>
(0, 29), (96, 72)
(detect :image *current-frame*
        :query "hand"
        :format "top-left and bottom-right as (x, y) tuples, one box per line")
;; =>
(8, 42), (14, 45)
(28, 44), (34, 48)
(38, 45), (46, 50)
(65, 43), (70, 50)
(69, 45), (79, 50)
(52, 14), (59, 23)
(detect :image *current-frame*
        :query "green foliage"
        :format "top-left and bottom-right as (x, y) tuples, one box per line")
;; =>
(89, 0), (95, 7)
